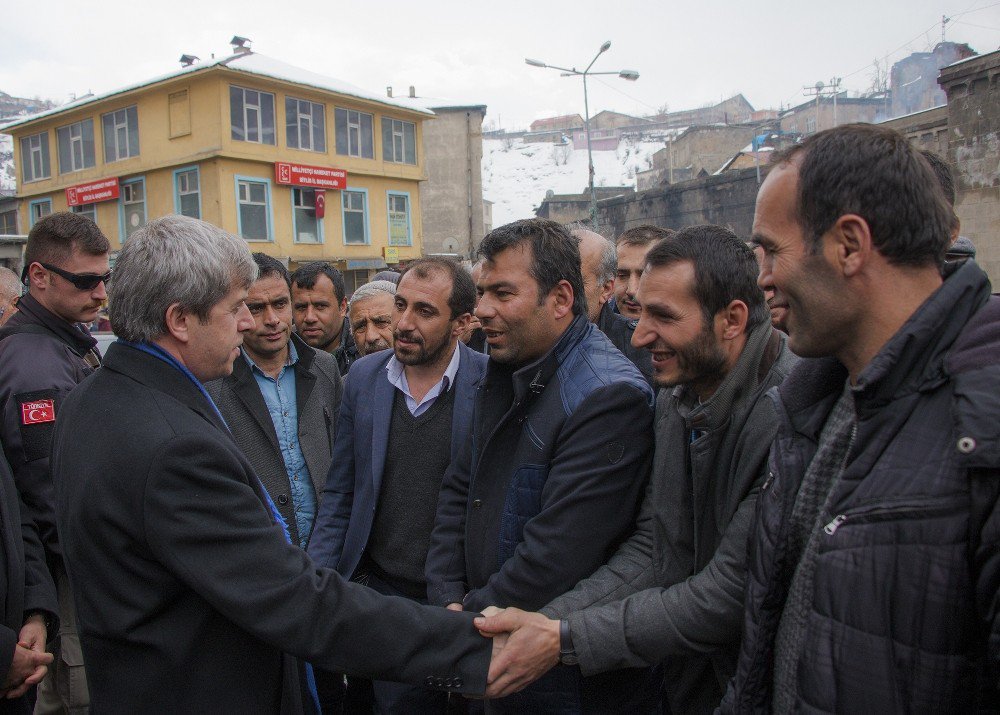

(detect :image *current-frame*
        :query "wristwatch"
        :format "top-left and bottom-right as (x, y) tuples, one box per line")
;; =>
(558, 619), (579, 666)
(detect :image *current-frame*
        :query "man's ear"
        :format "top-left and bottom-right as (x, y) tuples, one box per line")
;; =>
(164, 302), (191, 344)
(716, 300), (749, 341)
(450, 312), (473, 338)
(828, 214), (872, 278)
(338, 297), (348, 317)
(550, 280), (575, 320)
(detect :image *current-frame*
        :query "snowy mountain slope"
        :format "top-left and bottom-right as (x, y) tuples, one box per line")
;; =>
(482, 137), (664, 226)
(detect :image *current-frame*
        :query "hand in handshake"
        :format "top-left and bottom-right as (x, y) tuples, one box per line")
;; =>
(475, 607), (561, 699)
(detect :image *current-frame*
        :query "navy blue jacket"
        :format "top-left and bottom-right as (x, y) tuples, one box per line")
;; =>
(307, 342), (487, 578)
(426, 315), (654, 612)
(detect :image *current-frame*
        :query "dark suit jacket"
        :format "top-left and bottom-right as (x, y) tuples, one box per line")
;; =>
(0, 454), (57, 714)
(50, 343), (490, 713)
(308, 342), (487, 577)
(206, 334), (343, 545)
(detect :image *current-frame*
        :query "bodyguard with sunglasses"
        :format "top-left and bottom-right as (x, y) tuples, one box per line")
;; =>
(0, 211), (111, 713)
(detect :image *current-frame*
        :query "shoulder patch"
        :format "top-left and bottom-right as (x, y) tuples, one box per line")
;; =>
(21, 399), (55, 425)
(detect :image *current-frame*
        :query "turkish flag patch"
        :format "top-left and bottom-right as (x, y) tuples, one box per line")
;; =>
(21, 399), (55, 425)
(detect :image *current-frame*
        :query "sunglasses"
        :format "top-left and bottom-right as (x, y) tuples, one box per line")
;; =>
(33, 263), (112, 291)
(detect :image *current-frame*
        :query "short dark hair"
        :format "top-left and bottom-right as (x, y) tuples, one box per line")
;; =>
(645, 225), (769, 333)
(616, 224), (674, 249)
(25, 212), (110, 269)
(478, 218), (586, 317)
(290, 261), (346, 303)
(771, 124), (953, 267)
(399, 257), (476, 319)
(920, 150), (955, 207)
(252, 253), (290, 287)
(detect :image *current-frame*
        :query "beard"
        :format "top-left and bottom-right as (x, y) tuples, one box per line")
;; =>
(393, 328), (451, 367)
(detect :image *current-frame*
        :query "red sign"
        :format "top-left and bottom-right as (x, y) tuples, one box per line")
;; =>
(315, 190), (326, 219)
(274, 162), (346, 190)
(66, 178), (120, 207)
(21, 399), (55, 425)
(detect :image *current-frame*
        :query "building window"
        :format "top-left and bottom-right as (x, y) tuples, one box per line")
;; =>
(230, 86), (276, 145)
(805, 116), (816, 134)
(292, 188), (322, 244)
(102, 106), (139, 162)
(57, 119), (96, 173)
(168, 89), (191, 138)
(29, 199), (52, 227)
(335, 108), (374, 159)
(387, 191), (412, 246)
(236, 178), (271, 241)
(121, 179), (147, 241)
(20, 132), (50, 182)
(71, 204), (97, 223)
(381, 118), (416, 164)
(0, 210), (17, 234)
(342, 189), (368, 245)
(174, 167), (201, 218)
(286, 98), (326, 152)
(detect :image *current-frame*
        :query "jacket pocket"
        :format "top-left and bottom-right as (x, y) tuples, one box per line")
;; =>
(498, 464), (548, 564)
(823, 495), (967, 535)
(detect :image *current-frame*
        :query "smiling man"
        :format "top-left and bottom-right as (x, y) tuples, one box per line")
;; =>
(426, 218), (657, 712)
(207, 253), (342, 549)
(0, 211), (110, 712)
(49, 216), (496, 713)
(476, 226), (796, 713)
(309, 257), (486, 713)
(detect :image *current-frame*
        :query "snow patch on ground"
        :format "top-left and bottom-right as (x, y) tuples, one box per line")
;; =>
(0, 135), (14, 191)
(482, 136), (664, 226)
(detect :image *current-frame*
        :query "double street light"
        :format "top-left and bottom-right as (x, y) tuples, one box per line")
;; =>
(526, 41), (639, 226)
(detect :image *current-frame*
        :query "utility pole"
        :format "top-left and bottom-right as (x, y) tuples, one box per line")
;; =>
(829, 77), (842, 127)
(942, 15), (950, 43)
(803, 81), (825, 133)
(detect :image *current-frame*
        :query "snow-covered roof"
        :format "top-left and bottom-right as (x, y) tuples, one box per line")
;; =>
(0, 51), (432, 133)
(389, 94), (487, 113)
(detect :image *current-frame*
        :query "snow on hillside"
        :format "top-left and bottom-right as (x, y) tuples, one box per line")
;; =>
(482, 137), (664, 226)
(0, 135), (14, 191)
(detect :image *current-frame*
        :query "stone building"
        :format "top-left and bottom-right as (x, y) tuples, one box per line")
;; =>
(891, 42), (977, 118)
(647, 94), (755, 128)
(780, 95), (888, 134)
(636, 124), (758, 188)
(535, 186), (634, 225)
(525, 114), (584, 143)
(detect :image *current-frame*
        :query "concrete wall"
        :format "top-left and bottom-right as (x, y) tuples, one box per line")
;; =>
(940, 52), (1000, 284)
(419, 107), (485, 259)
(780, 98), (888, 134)
(879, 105), (950, 156)
(595, 167), (760, 239)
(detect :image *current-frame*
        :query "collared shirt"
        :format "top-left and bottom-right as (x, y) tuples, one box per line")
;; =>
(385, 343), (461, 417)
(243, 341), (316, 547)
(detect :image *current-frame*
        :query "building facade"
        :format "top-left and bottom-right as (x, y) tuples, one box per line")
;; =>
(0, 49), (433, 290)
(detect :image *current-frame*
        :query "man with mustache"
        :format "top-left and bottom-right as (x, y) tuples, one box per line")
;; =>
(206, 252), (343, 550)
(309, 258), (487, 713)
(0, 212), (110, 712)
(347, 280), (397, 358)
(427, 218), (657, 712)
(475, 226), (796, 713)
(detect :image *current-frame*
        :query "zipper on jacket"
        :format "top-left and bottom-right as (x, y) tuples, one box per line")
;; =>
(824, 495), (967, 536)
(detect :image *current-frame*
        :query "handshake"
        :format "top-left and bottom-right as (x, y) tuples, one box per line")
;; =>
(471, 606), (565, 699)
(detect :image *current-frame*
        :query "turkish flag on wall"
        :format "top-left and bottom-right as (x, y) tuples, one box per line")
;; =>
(315, 190), (326, 219)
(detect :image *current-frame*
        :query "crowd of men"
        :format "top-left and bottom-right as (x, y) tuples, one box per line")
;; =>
(0, 122), (994, 715)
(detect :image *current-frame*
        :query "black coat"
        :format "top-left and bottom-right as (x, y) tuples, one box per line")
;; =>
(51, 343), (490, 713)
(721, 260), (1000, 712)
(0, 454), (57, 714)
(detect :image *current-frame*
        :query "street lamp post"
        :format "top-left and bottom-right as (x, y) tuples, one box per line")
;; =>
(526, 42), (639, 227)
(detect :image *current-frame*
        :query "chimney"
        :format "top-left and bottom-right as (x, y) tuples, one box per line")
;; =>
(409, 86), (416, 98)
(230, 35), (252, 54)
(179, 54), (199, 67)
(386, 86), (393, 98)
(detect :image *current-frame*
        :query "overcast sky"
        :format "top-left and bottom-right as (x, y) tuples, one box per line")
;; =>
(3, 0), (998, 130)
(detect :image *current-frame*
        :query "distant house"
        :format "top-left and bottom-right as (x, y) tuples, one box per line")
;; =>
(525, 114), (584, 143)
(648, 94), (755, 128)
(890, 42), (977, 117)
(635, 124), (758, 188)
(779, 95), (888, 135)
(534, 186), (634, 224)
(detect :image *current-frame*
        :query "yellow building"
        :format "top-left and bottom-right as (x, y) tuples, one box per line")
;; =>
(0, 47), (433, 290)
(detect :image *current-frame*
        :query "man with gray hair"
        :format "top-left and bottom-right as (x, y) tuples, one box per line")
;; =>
(49, 215), (495, 712)
(0, 267), (21, 326)
(348, 279), (396, 358)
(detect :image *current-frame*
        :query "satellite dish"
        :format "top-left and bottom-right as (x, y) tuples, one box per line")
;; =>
(815, 81), (825, 92)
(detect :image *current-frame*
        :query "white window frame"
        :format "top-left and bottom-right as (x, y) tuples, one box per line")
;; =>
(291, 188), (323, 244)
(235, 176), (273, 242)
(71, 203), (97, 222)
(286, 97), (325, 152)
(341, 188), (369, 245)
(336, 108), (374, 158)
(29, 199), (51, 227)
(57, 119), (96, 173)
(386, 191), (412, 247)
(119, 178), (147, 241)
(21, 132), (50, 182)
(174, 166), (201, 219)
(382, 118), (416, 164)
(230, 86), (276, 145)
(102, 105), (139, 162)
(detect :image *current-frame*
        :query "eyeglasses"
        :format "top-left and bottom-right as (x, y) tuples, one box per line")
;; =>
(38, 263), (112, 291)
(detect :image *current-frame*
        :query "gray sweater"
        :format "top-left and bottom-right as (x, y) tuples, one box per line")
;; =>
(542, 322), (797, 713)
